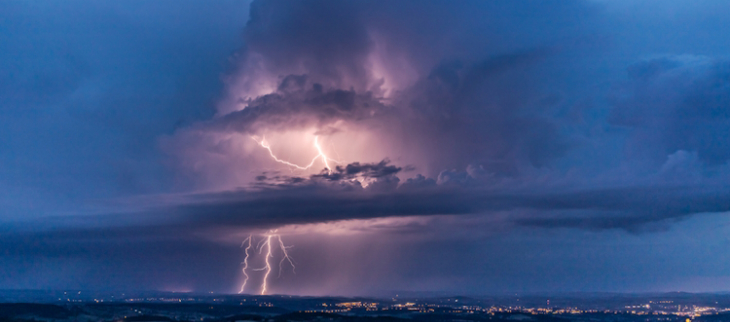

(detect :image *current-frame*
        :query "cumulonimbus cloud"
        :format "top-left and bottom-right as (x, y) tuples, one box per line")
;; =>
(154, 0), (730, 235)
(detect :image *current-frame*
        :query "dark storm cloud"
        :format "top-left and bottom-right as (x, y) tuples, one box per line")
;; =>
(238, 0), (595, 77)
(3, 0), (727, 236)
(188, 0), (599, 177)
(241, 0), (372, 89)
(133, 170), (729, 232)
(512, 186), (730, 232)
(311, 160), (402, 181)
(3, 174), (725, 247)
(250, 160), (402, 189)
(611, 55), (730, 165)
(399, 49), (571, 170)
(208, 75), (391, 134)
(193, 48), (572, 176)
(109, 0), (730, 234)
(234, 0), (591, 89)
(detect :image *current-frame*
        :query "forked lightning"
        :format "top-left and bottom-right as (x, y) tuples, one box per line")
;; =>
(251, 135), (338, 172)
(238, 232), (296, 295)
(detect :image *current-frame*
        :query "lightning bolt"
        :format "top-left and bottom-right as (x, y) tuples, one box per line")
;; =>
(238, 235), (253, 294)
(251, 135), (339, 172)
(254, 234), (274, 295)
(277, 235), (296, 277)
(313, 136), (333, 171)
(238, 231), (296, 295)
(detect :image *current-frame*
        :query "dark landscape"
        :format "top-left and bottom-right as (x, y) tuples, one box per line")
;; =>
(2, 291), (730, 321)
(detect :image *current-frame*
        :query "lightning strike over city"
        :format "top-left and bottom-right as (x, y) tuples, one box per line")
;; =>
(277, 235), (296, 277)
(256, 234), (273, 295)
(238, 235), (253, 294)
(240, 231), (295, 295)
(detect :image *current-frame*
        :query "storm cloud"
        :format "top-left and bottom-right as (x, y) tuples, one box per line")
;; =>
(3, 0), (730, 294)
(611, 55), (730, 165)
(159, 0), (730, 234)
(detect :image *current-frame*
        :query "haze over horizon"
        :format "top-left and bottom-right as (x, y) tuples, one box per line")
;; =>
(1, 0), (730, 296)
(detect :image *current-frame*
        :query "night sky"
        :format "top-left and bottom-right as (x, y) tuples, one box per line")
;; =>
(2, 0), (730, 296)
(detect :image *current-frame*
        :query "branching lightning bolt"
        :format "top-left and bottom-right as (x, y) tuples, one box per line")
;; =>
(313, 136), (334, 171)
(239, 232), (296, 295)
(238, 235), (253, 294)
(254, 234), (273, 295)
(277, 235), (296, 278)
(251, 135), (339, 172)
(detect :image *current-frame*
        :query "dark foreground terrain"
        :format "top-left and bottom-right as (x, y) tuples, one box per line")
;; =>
(2, 291), (730, 321)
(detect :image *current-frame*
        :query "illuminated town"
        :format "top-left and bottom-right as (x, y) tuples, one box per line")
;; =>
(2, 290), (730, 321)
